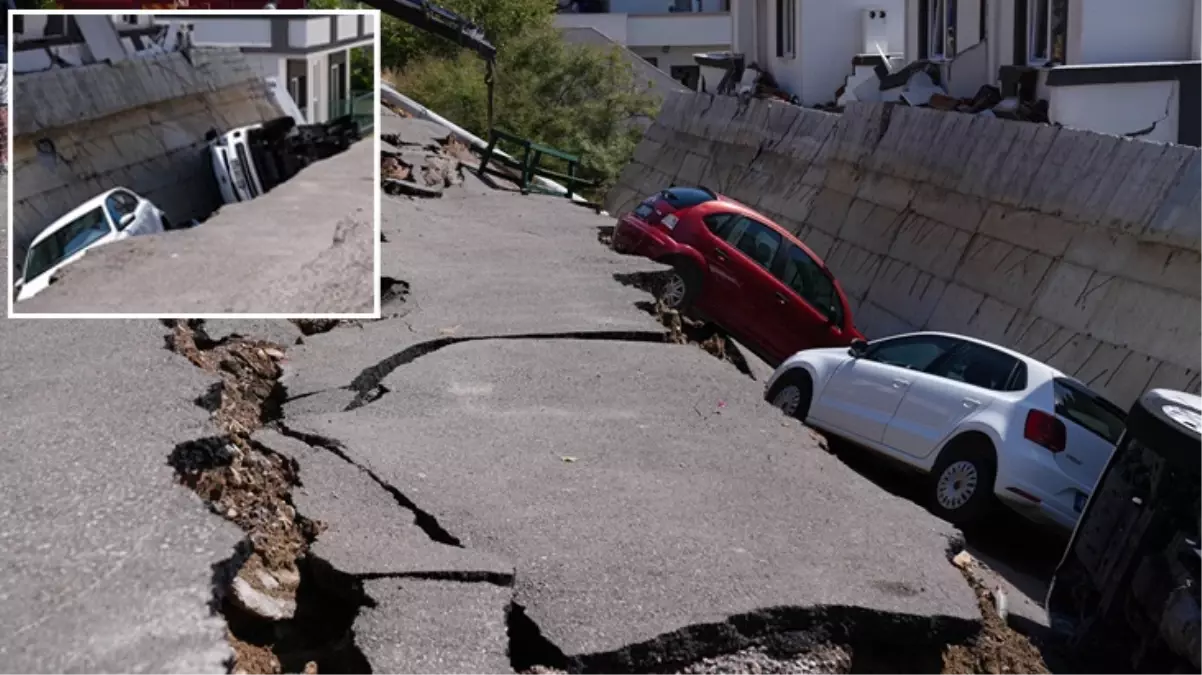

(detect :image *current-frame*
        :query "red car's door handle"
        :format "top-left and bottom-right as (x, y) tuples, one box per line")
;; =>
(774, 292), (787, 305)
(713, 250), (727, 262)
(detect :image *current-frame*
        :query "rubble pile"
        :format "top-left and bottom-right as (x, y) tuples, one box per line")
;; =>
(838, 59), (1051, 123)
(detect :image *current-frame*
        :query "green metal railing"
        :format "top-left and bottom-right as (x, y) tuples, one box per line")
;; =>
(329, 90), (376, 133)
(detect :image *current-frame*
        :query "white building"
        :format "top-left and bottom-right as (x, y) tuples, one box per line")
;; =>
(729, 0), (908, 106)
(554, 0), (732, 90)
(154, 12), (377, 124)
(902, 0), (1200, 145)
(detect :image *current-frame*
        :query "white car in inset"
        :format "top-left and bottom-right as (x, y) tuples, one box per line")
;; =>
(15, 187), (172, 302)
(764, 331), (1128, 531)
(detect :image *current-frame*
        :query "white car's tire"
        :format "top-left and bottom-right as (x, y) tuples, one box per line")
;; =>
(766, 371), (812, 422)
(929, 441), (997, 526)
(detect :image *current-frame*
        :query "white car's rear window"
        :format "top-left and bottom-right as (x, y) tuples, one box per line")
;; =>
(1054, 378), (1127, 444)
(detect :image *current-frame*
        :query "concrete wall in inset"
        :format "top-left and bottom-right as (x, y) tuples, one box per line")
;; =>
(606, 92), (1201, 407)
(11, 48), (284, 272)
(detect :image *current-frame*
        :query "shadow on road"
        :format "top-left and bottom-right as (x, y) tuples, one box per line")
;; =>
(815, 433), (1067, 615)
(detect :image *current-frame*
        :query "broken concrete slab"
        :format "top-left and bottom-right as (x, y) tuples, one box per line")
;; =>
(355, 579), (513, 674)
(278, 191), (667, 401)
(287, 338), (979, 659)
(251, 429), (514, 580)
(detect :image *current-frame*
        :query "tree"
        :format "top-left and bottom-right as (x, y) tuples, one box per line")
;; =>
(386, 0), (659, 195)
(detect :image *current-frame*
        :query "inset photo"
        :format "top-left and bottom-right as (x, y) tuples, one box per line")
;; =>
(7, 9), (381, 317)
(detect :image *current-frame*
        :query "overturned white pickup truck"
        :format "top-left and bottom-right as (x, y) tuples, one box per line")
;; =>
(205, 114), (362, 205)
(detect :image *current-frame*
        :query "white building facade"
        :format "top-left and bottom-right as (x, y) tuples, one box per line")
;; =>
(155, 12), (376, 124)
(554, 0), (732, 90)
(729, 0), (907, 106)
(903, 0), (1200, 145)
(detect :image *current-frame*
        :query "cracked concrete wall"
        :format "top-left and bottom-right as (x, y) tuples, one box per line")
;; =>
(605, 93), (1202, 408)
(11, 48), (284, 272)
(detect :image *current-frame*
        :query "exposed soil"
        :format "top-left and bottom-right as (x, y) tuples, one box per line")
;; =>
(611, 270), (753, 377)
(381, 155), (411, 181)
(163, 320), (367, 674)
(941, 550), (1053, 674)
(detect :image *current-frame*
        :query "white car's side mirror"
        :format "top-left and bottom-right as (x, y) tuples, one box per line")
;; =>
(119, 213), (136, 228)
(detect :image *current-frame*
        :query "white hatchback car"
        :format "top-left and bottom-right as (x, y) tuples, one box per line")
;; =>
(16, 187), (172, 302)
(764, 331), (1128, 531)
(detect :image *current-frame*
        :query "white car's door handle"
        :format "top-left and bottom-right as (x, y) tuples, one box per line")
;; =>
(962, 398), (982, 408)
(891, 379), (910, 389)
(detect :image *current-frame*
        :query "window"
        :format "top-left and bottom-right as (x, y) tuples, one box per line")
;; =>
(723, 216), (782, 270)
(927, 342), (1026, 392)
(775, 0), (796, 58)
(644, 56), (658, 68)
(1053, 378), (1127, 445)
(776, 244), (843, 326)
(44, 15), (66, 37)
(865, 335), (958, 371)
(105, 191), (140, 230)
(23, 208), (111, 282)
(702, 212), (737, 236)
(670, 65), (700, 90)
(1027, 0), (1050, 63)
(927, 0), (956, 59)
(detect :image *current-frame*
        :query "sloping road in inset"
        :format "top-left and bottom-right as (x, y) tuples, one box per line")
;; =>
(16, 140), (375, 315)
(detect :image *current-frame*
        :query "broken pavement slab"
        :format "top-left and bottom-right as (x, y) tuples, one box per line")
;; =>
(251, 429), (514, 581)
(279, 189), (668, 403)
(278, 338), (980, 660)
(355, 579), (514, 674)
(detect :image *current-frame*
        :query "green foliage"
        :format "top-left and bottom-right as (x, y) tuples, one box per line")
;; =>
(387, 7), (658, 195)
(381, 0), (557, 70)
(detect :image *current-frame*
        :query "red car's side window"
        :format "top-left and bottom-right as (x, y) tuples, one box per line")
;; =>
(723, 216), (781, 270)
(777, 244), (844, 327)
(702, 212), (737, 236)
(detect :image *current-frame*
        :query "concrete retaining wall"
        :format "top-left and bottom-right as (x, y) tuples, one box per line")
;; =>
(605, 92), (1201, 407)
(11, 48), (283, 270)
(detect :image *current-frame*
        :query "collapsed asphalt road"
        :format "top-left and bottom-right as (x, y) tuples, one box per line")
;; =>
(1, 108), (1055, 674)
(13, 140), (376, 316)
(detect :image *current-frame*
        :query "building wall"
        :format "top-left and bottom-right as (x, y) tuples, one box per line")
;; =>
(1047, 79), (1181, 143)
(555, 12), (628, 42)
(631, 45), (726, 71)
(606, 92), (1201, 408)
(797, 0), (906, 105)
(759, 0), (906, 106)
(607, 0), (727, 13)
(10, 49), (282, 270)
(1074, 0), (1194, 64)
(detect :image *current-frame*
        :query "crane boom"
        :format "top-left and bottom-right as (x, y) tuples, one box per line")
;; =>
(355, 0), (497, 128)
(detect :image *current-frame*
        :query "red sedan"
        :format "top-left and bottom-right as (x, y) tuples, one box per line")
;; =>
(611, 186), (865, 364)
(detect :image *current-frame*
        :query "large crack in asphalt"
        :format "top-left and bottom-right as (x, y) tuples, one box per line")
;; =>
(163, 320), (371, 674)
(341, 330), (671, 412)
(160, 300), (1055, 672)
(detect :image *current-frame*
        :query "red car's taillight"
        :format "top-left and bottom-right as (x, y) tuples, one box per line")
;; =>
(1024, 409), (1066, 453)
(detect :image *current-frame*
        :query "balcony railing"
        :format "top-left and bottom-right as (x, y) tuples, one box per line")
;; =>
(330, 90), (375, 133)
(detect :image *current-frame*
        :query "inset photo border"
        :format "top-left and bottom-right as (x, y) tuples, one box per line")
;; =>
(6, 8), (382, 319)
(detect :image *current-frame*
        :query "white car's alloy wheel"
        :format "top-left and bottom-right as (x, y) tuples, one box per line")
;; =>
(661, 273), (687, 308)
(772, 385), (801, 417)
(935, 460), (979, 510)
